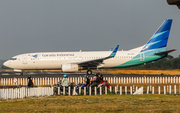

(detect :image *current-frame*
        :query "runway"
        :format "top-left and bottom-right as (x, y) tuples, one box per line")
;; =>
(0, 71), (180, 78)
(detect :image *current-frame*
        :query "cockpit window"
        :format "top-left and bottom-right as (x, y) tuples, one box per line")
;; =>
(10, 58), (17, 60)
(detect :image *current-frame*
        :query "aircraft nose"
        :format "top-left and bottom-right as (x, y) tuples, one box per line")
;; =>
(3, 61), (10, 68)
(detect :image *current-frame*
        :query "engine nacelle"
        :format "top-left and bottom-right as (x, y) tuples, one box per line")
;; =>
(61, 63), (79, 72)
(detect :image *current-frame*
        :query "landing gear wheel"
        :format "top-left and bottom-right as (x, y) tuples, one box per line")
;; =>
(87, 70), (92, 75)
(20, 72), (23, 75)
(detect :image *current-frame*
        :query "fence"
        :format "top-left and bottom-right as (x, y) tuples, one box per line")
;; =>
(0, 84), (180, 100)
(1, 76), (180, 86)
(114, 85), (179, 95)
(0, 87), (53, 99)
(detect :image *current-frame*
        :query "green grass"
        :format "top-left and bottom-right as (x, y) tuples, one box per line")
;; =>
(0, 95), (180, 113)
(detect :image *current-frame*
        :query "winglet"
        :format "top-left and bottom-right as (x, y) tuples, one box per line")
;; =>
(109, 45), (119, 58)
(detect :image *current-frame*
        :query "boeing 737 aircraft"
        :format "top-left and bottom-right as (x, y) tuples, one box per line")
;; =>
(3, 19), (176, 75)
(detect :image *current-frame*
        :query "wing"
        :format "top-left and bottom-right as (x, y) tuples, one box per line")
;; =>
(78, 45), (119, 68)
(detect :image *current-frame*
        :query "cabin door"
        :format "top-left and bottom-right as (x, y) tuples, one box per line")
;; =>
(140, 52), (145, 61)
(22, 56), (27, 64)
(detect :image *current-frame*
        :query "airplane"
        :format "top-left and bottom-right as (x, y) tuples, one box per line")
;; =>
(3, 19), (176, 75)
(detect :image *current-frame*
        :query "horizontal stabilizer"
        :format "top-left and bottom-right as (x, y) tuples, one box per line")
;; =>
(154, 49), (176, 55)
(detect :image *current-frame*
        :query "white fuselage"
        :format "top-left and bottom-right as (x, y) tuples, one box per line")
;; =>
(4, 50), (140, 70)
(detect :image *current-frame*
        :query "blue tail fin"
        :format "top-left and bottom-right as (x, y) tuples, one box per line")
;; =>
(141, 19), (172, 52)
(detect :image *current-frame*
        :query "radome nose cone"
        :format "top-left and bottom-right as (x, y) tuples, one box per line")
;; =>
(3, 61), (9, 67)
(3, 62), (7, 66)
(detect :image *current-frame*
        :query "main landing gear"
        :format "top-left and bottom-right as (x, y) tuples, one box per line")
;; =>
(87, 70), (92, 75)
(20, 72), (23, 75)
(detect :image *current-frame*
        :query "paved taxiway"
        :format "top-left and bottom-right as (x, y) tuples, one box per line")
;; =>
(0, 71), (179, 78)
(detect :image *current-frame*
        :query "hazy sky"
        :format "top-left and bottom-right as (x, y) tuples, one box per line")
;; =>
(0, 0), (179, 59)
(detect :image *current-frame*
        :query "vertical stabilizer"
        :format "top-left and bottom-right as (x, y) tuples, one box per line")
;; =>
(113, 19), (174, 68)
(141, 19), (172, 52)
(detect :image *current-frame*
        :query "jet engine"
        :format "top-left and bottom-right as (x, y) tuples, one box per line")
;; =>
(61, 63), (79, 72)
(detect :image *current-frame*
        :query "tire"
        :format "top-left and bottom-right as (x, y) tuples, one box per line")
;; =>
(87, 70), (92, 75)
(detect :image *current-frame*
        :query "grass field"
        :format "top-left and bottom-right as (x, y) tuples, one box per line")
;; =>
(0, 95), (180, 113)
(99, 69), (180, 75)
